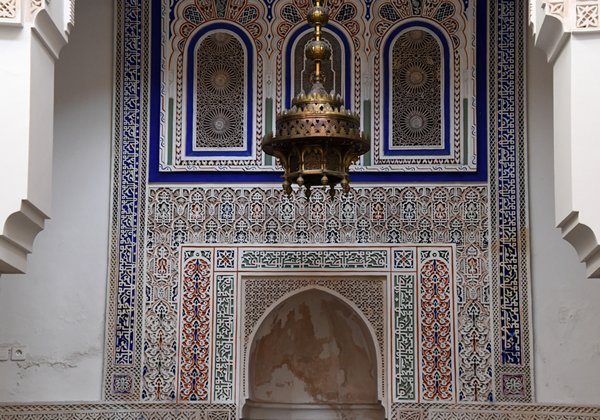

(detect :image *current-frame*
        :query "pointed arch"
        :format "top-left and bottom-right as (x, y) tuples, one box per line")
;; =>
(183, 25), (254, 156)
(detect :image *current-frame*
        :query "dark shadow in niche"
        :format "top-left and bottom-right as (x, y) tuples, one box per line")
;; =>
(294, 30), (342, 97)
(243, 288), (385, 420)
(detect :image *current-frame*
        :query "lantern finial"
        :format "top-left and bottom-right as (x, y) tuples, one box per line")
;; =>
(263, 0), (369, 198)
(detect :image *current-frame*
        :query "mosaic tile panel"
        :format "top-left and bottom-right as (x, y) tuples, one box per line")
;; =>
(103, 0), (150, 401)
(106, 0), (532, 411)
(156, 0), (268, 171)
(239, 248), (389, 270)
(489, 0), (533, 402)
(113, 0), (143, 368)
(419, 249), (455, 402)
(4, 403), (600, 419)
(140, 186), (488, 405)
(174, 244), (454, 405)
(370, 0), (483, 173)
(179, 251), (213, 401)
(151, 0), (487, 182)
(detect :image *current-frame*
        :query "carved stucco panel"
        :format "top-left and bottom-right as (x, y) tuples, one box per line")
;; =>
(0, 0), (56, 25)
(576, 2), (600, 28)
(0, 0), (20, 24)
(539, 0), (600, 30)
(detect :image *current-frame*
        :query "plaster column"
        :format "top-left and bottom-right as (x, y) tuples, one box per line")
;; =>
(0, 0), (73, 273)
(531, 0), (600, 278)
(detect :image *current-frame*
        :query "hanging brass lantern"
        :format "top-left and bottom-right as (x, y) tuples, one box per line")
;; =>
(263, 0), (369, 198)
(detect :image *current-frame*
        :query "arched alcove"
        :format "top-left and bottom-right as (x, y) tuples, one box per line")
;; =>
(383, 22), (450, 155)
(391, 28), (443, 149)
(192, 31), (246, 149)
(243, 288), (385, 420)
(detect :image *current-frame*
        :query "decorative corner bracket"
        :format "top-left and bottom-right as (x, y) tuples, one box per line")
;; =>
(0, 0), (73, 274)
(541, 0), (600, 32)
(558, 212), (600, 278)
(531, 0), (600, 279)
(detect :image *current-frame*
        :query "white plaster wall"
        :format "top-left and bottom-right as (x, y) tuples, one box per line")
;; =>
(0, 0), (112, 402)
(527, 29), (600, 404)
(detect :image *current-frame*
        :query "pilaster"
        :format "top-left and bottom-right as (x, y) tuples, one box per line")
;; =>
(0, 0), (73, 273)
(531, 0), (600, 277)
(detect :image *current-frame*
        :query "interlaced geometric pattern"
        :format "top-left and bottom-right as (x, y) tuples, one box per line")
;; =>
(143, 186), (488, 404)
(179, 253), (213, 401)
(371, 0), (473, 170)
(0, 0), (16, 18)
(335, 3), (357, 21)
(107, 0), (535, 414)
(392, 30), (443, 149)
(195, 33), (245, 149)
(576, 4), (599, 28)
(4, 403), (600, 419)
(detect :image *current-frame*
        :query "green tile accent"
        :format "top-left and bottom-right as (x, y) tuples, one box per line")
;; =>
(363, 100), (372, 166)
(394, 273), (416, 401)
(264, 98), (273, 166)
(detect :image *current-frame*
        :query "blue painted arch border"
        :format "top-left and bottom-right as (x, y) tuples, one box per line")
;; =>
(382, 21), (451, 157)
(149, 0), (488, 183)
(184, 23), (255, 158)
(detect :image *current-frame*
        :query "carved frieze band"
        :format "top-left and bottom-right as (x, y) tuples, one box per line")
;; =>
(2, 402), (600, 419)
(542, 0), (600, 30)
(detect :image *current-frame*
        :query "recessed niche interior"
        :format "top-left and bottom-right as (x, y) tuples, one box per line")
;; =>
(243, 288), (385, 419)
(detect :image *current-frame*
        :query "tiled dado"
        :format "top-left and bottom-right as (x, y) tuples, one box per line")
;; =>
(2, 403), (600, 419)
